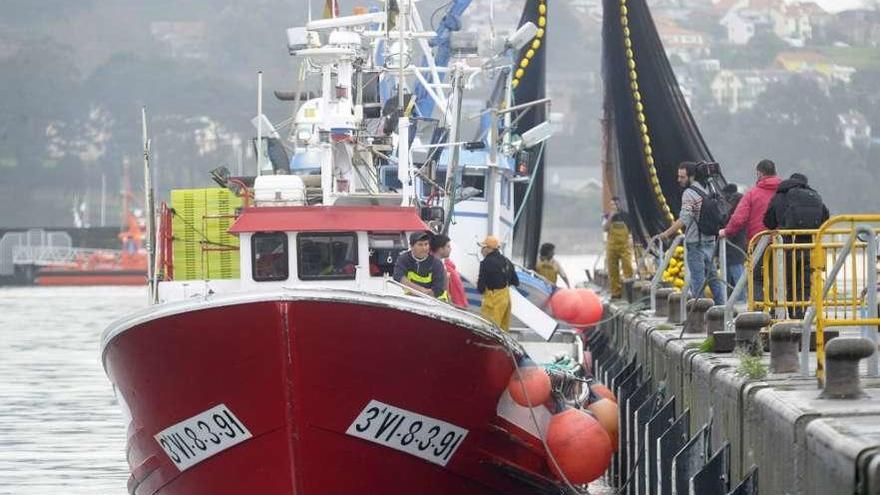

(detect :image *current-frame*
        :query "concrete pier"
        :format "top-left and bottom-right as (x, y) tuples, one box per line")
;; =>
(597, 299), (880, 494)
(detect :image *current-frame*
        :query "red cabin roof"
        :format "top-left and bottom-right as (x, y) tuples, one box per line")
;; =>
(228, 206), (428, 233)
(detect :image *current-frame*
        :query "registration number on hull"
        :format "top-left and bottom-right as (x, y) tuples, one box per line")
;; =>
(154, 404), (252, 471)
(346, 400), (468, 467)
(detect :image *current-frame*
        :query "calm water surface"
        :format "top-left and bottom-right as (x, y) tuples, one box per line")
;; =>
(0, 286), (146, 495)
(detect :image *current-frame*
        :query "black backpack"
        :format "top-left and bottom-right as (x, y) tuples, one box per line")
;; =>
(689, 186), (728, 237)
(782, 187), (825, 229)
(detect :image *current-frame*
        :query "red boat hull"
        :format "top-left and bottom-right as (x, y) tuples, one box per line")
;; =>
(103, 294), (561, 495)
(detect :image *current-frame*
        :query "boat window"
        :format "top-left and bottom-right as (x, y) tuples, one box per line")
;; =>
(501, 176), (510, 207)
(420, 171), (446, 197)
(460, 169), (486, 200)
(368, 233), (407, 277)
(297, 233), (358, 280)
(252, 232), (289, 282)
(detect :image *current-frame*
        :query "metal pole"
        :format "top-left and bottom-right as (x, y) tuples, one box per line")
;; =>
(257, 70), (263, 176)
(774, 234), (787, 321)
(100, 173), (106, 227)
(650, 235), (682, 313)
(863, 228), (878, 376)
(681, 241), (688, 318)
(719, 238), (728, 305)
(142, 106), (156, 304)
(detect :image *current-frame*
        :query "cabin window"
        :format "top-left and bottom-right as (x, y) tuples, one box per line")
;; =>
(297, 233), (358, 280)
(501, 176), (510, 207)
(460, 170), (486, 200)
(368, 233), (407, 277)
(252, 232), (289, 282)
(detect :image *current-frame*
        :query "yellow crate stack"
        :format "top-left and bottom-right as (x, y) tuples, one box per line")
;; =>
(171, 188), (242, 280)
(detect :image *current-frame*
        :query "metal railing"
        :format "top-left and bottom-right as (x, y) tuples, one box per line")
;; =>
(803, 216), (880, 381)
(649, 235), (683, 314)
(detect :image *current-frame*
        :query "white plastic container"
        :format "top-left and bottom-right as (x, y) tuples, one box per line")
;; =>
(253, 175), (306, 206)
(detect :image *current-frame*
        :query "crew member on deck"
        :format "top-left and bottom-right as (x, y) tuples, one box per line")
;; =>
(603, 196), (634, 299)
(477, 235), (519, 331)
(535, 242), (570, 287)
(393, 231), (448, 301)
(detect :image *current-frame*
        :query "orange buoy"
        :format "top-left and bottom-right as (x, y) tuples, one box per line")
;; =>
(546, 408), (613, 484)
(587, 398), (620, 452)
(570, 288), (603, 327)
(508, 361), (551, 408)
(549, 288), (604, 327)
(549, 288), (582, 323)
(591, 383), (617, 403)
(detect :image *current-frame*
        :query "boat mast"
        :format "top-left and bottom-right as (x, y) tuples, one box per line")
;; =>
(142, 106), (157, 304)
(396, 0), (413, 206)
(257, 70), (264, 176)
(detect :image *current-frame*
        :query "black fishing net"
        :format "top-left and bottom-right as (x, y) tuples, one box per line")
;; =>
(602, 0), (724, 243)
(512, 0), (547, 268)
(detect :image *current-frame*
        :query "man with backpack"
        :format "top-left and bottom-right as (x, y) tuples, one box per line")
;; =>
(657, 162), (725, 305)
(763, 173), (830, 318)
(719, 159), (781, 303)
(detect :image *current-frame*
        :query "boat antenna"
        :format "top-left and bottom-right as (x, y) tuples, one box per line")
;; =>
(142, 106), (157, 304)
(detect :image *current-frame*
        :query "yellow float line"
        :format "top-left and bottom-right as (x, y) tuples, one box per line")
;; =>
(619, 0), (674, 225)
(511, 1), (546, 90)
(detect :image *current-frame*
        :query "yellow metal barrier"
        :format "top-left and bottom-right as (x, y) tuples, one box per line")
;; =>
(743, 217), (880, 381)
(811, 215), (880, 383)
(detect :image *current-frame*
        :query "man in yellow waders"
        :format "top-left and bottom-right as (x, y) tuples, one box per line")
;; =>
(604, 197), (634, 299)
(477, 235), (520, 330)
(535, 242), (571, 287)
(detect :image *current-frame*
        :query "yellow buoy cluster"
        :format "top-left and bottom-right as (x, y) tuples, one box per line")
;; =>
(661, 245), (686, 289)
(618, 0), (674, 226)
(512, 1), (546, 90)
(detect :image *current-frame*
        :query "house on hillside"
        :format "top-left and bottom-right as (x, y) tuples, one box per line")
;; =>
(831, 9), (880, 47)
(720, 6), (773, 44)
(838, 110), (872, 149)
(656, 18), (711, 63)
(710, 69), (790, 113)
(775, 51), (856, 84)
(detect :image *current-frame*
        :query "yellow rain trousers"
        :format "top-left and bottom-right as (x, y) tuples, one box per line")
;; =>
(607, 221), (634, 298)
(481, 288), (512, 331)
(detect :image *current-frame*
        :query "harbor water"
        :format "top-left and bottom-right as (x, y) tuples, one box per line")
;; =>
(0, 286), (145, 495)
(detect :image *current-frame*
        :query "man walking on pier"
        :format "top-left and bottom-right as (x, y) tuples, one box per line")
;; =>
(719, 159), (780, 302)
(657, 162), (725, 305)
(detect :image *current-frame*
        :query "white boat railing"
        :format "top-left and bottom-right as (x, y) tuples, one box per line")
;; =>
(13, 246), (127, 267)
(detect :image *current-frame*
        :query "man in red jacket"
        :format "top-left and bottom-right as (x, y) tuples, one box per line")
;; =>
(719, 159), (781, 301)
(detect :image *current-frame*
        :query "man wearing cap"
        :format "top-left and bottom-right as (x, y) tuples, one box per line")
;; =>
(393, 231), (448, 300)
(477, 235), (519, 330)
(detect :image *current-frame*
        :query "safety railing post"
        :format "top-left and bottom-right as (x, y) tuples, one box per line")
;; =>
(774, 234), (787, 321)
(681, 242), (688, 319)
(650, 235), (683, 314)
(719, 238), (728, 306)
(726, 235), (771, 332)
(861, 228), (878, 376)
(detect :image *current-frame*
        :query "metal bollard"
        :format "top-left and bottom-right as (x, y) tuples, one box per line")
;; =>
(654, 288), (675, 317)
(624, 278), (636, 303)
(705, 306), (726, 338)
(820, 337), (876, 399)
(633, 280), (652, 304)
(769, 322), (801, 374)
(735, 312), (771, 356)
(684, 298), (714, 334)
(667, 291), (684, 324)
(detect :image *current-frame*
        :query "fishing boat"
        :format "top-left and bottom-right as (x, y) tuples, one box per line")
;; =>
(102, 2), (610, 494)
